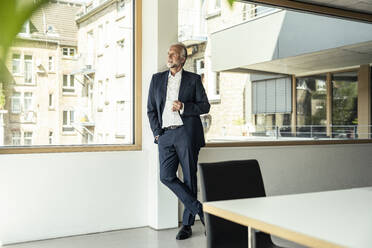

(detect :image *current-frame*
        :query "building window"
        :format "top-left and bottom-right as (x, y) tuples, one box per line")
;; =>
(98, 24), (103, 50)
(12, 54), (21, 74)
(19, 20), (30, 34)
(12, 131), (21, 146)
(207, 57), (220, 100)
(62, 47), (76, 57)
(11, 92), (21, 114)
(62, 110), (75, 132)
(116, 100), (126, 136)
(24, 55), (33, 84)
(252, 77), (292, 114)
(116, 39), (125, 75)
(332, 71), (358, 138)
(117, 0), (126, 12)
(49, 131), (53, 144)
(62, 74), (75, 93)
(49, 93), (53, 108)
(48, 56), (54, 71)
(296, 75), (327, 138)
(24, 92), (33, 112)
(207, 0), (221, 15)
(24, 132), (33, 146)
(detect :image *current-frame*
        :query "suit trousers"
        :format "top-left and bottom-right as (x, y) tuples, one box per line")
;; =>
(158, 126), (202, 226)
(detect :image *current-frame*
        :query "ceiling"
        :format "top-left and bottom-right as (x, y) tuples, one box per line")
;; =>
(295, 0), (372, 15)
(238, 41), (372, 76)
(241, 0), (372, 23)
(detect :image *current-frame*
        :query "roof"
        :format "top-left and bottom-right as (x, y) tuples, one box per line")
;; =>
(26, 1), (82, 46)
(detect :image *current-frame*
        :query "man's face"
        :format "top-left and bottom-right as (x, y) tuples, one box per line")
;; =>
(167, 46), (185, 69)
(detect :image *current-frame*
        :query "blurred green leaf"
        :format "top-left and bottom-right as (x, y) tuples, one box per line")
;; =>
(0, 0), (48, 60)
(227, 0), (235, 7)
(0, 0), (48, 108)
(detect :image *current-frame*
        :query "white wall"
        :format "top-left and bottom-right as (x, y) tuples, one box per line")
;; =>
(0, 151), (148, 244)
(199, 144), (372, 196)
(199, 144), (372, 248)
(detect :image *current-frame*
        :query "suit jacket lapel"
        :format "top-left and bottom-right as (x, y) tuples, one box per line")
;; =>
(178, 70), (187, 101)
(160, 71), (169, 116)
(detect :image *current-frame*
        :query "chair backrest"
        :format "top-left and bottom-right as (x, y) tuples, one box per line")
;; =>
(198, 159), (266, 248)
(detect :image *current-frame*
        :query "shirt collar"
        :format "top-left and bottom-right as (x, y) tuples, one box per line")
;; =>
(168, 69), (183, 79)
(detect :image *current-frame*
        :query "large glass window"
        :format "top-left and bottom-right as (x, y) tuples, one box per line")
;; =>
(1, 0), (137, 150)
(178, 0), (371, 144)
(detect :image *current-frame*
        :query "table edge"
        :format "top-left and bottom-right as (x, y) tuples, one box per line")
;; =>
(203, 202), (346, 248)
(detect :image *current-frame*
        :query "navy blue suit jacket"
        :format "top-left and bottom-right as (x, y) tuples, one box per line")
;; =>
(147, 70), (210, 148)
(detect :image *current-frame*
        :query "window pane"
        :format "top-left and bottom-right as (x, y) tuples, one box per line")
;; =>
(12, 54), (21, 74)
(1, 0), (132, 147)
(63, 48), (68, 56)
(296, 75), (327, 138)
(63, 75), (68, 86)
(63, 111), (67, 125)
(70, 75), (74, 87)
(332, 71), (358, 138)
(24, 55), (33, 83)
(69, 48), (75, 56)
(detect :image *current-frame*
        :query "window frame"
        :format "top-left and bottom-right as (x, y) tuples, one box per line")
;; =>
(62, 47), (76, 58)
(12, 53), (21, 75)
(0, 0), (142, 154)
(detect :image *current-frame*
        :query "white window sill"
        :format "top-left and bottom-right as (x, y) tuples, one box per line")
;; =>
(62, 132), (77, 136)
(116, 14), (126, 22)
(206, 9), (221, 19)
(115, 73), (126, 78)
(62, 56), (77, 60)
(209, 95), (221, 104)
(62, 92), (77, 97)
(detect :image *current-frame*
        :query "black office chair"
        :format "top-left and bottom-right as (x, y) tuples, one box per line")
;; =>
(198, 159), (284, 248)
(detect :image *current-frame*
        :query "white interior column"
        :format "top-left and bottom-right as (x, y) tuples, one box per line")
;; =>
(142, 0), (179, 229)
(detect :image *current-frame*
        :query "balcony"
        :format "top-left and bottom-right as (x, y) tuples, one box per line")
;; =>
(71, 53), (96, 76)
(178, 9), (207, 46)
(211, 10), (372, 75)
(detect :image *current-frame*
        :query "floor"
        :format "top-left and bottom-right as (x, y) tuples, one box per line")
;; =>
(3, 221), (306, 248)
(4, 222), (207, 248)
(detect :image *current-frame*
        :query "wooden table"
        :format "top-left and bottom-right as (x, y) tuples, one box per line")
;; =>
(203, 187), (372, 248)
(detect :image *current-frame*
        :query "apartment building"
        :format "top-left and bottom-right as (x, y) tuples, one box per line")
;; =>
(2, 0), (81, 146)
(75, 0), (133, 144)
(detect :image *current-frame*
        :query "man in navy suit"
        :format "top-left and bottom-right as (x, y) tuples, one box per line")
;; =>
(147, 43), (210, 240)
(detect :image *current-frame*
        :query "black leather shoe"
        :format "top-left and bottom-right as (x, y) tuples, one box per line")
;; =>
(176, 225), (192, 240)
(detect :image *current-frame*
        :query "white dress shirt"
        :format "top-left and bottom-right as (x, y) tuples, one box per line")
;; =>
(162, 69), (184, 128)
